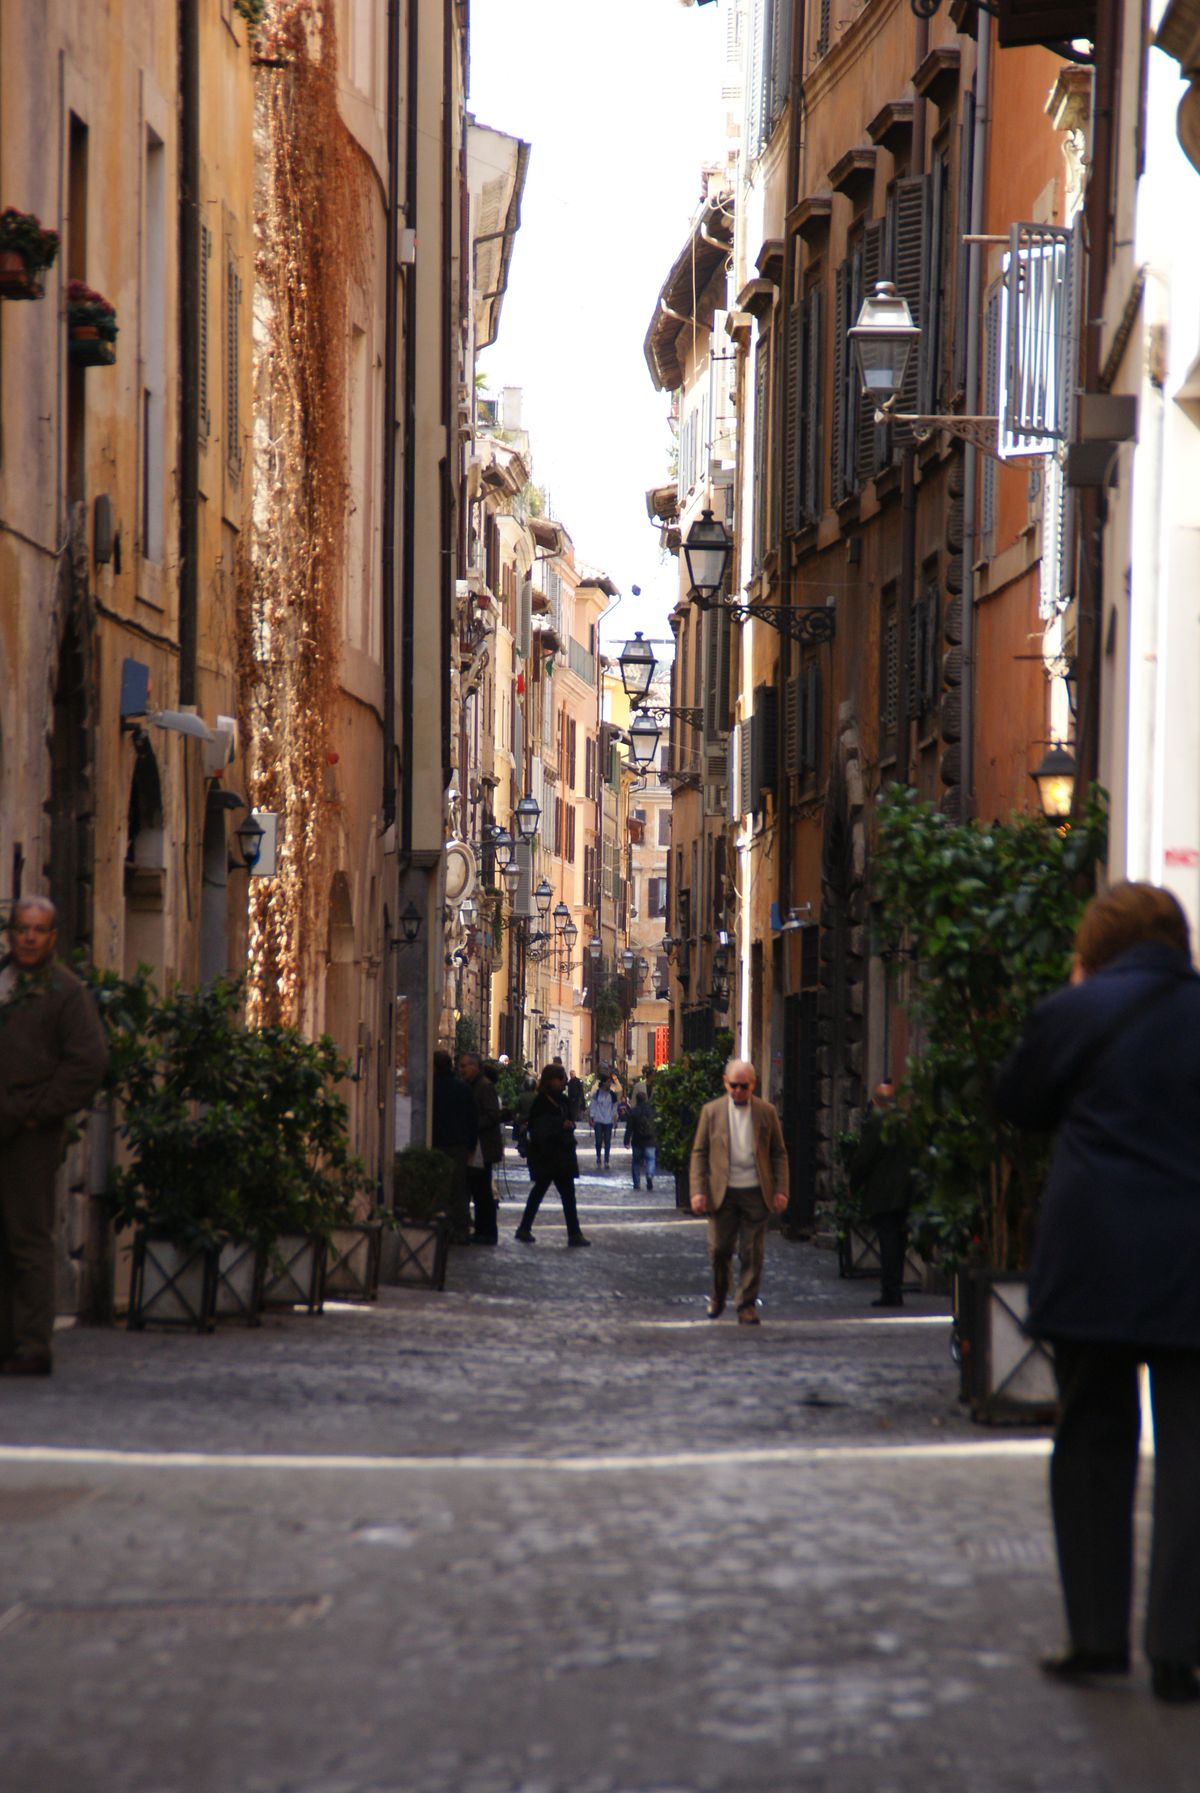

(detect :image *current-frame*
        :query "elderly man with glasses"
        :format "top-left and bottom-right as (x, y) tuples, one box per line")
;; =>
(688, 1058), (789, 1325)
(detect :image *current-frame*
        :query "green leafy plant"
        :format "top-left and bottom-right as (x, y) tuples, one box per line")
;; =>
(453, 1015), (477, 1059)
(0, 206), (59, 270)
(591, 981), (624, 1042)
(873, 783), (1108, 1271)
(233, 0), (267, 30)
(494, 1055), (529, 1117)
(651, 1029), (734, 1173)
(87, 968), (367, 1250)
(393, 1146), (456, 1225)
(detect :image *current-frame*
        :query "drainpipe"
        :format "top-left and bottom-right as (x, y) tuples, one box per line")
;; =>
(178, 0), (200, 705)
(400, 0), (418, 851)
(960, 12), (991, 820)
(895, 17), (930, 791)
(440, 0), (455, 794)
(381, 0), (400, 833)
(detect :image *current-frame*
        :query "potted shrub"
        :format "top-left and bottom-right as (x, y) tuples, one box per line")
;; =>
(66, 280), (118, 365)
(651, 1030), (733, 1210)
(391, 1145), (456, 1289)
(0, 206), (58, 299)
(873, 784), (1108, 1421)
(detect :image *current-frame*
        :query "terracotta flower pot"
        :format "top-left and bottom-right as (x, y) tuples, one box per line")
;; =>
(0, 248), (45, 300)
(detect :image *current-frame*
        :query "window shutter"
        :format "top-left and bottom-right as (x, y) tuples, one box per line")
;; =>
(889, 177), (926, 451)
(981, 286), (1001, 544)
(802, 286), (823, 523)
(767, 0), (792, 132)
(784, 673), (801, 777)
(753, 339), (769, 569)
(881, 602), (899, 754)
(855, 225), (884, 486)
(953, 89), (976, 399)
(518, 578), (532, 658)
(783, 299), (803, 535)
(831, 261), (849, 504)
(744, 0), (766, 155)
(752, 683), (778, 801)
(921, 157), (948, 417)
(702, 606), (731, 740)
(739, 719), (753, 816)
(803, 662), (821, 776)
(225, 259), (242, 472)
(199, 225), (211, 443)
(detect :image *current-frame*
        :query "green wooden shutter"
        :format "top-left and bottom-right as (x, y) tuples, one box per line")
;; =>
(889, 178), (926, 451)
(802, 286), (823, 523)
(783, 299), (803, 535)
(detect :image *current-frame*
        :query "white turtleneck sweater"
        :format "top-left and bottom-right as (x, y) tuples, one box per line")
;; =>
(726, 1096), (757, 1187)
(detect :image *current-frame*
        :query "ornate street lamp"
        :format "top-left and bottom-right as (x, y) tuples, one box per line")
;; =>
(628, 709), (662, 771)
(534, 877), (553, 918)
(562, 918), (578, 952)
(490, 828), (515, 873)
(515, 793), (541, 839)
(683, 508), (734, 603)
(459, 897), (478, 928)
(234, 811), (265, 870)
(620, 947), (636, 974)
(848, 280), (920, 410)
(1030, 743), (1077, 824)
(552, 900), (571, 932)
(501, 859), (521, 899)
(399, 900), (422, 945)
(587, 935), (603, 963)
(618, 632), (657, 702)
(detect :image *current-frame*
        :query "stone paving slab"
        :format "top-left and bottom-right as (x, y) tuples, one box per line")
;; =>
(0, 1153), (1193, 1791)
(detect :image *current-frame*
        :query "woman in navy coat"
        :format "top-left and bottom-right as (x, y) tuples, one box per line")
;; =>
(995, 882), (1200, 1703)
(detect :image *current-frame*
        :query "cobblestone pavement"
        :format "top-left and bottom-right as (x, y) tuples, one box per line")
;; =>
(1, 1151), (1194, 1792)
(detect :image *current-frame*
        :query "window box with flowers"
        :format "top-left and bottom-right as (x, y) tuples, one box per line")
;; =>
(66, 281), (118, 366)
(0, 207), (59, 299)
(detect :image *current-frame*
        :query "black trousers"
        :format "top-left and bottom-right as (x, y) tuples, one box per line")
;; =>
(592, 1122), (613, 1165)
(518, 1173), (582, 1239)
(873, 1207), (909, 1302)
(1050, 1338), (1200, 1663)
(466, 1165), (497, 1242)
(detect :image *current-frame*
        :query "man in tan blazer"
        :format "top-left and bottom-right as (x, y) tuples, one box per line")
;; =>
(689, 1059), (789, 1325)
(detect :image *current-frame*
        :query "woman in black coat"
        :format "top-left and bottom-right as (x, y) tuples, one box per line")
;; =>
(514, 1064), (590, 1247)
(995, 882), (1200, 1703)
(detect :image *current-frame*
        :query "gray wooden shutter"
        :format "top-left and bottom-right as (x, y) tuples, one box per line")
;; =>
(752, 683), (778, 802)
(702, 606), (731, 739)
(981, 287), (1001, 545)
(738, 719), (753, 816)
(783, 299), (803, 535)
(831, 261), (849, 504)
(803, 662), (821, 777)
(802, 286), (823, 523)
(784, 673), (801, 776)
(921, 157), (948, 417)
(753, 339), (768, 570)
(889, 180), (926, 452)
(199, 225), (211, 442)
(855, 227), (883, 487)
(953, 89), (976, 399)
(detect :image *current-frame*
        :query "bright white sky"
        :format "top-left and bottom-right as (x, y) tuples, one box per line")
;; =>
(468, 0), (728, 660)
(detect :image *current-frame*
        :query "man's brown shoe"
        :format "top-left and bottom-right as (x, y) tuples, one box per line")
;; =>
(706, 1295), (725, 1320)
(1, 1350), (53, 1376)
(737, 1307), (760, 1326)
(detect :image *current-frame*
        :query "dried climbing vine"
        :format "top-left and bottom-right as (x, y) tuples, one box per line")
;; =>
(238, 0), (369, 1027)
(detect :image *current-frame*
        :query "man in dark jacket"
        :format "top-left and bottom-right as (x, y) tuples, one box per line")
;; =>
(459, 1051), (502, 1244)
(0, 897), (108, 1375)
(847, 1081), (912, 1308)
(995, 882), (1200, 1704)
(430, 1050), (478, 1244)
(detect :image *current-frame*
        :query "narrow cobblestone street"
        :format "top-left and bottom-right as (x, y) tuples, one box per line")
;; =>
(1, 1152), (1193, 1792)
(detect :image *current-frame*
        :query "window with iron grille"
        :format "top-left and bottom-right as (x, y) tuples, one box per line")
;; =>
(1000, 222), (1076, 457)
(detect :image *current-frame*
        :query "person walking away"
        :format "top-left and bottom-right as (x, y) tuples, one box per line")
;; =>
(459, 1051), (502, 1244)
(689, 1059), (788, 1325)
(847, 1080), (913, 1308)
(515, 1064), (590, 1247)
(0, 897), (108, 1375)
(588, 1072), (619, 1169)
(995, 882), (1200, 1704)
(625, 1089), (657, 1191)
(565, 1072), (585, 1124)
(430, 1050), (478, 1244)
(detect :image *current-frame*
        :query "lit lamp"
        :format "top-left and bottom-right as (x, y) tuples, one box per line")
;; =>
(628, 710), (661, 771)
(618, 632), (657, 702)
(534, 878), (553, 917)
(515, 793), (541, 839)
(682, 508), (733, 603)
(1030, 743), (1077, 824)
(848, 280), (921, 411)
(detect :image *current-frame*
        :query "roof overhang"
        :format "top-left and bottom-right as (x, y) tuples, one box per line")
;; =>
(643, 195), (734, 392)
(468, 118), (532, 351)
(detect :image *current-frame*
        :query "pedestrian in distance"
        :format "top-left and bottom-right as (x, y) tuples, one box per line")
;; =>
(995, 882), (1200, 1704)
(514, 1063), (591, 1247)
(689, 1058), (789, 1325)
(0, 897), (108, 1376)
(847, 1079), (913, 1308)
(588, 1070), (619, 1169)
(458, 1051), (502, 1245)
(430, 1049), (478, 1245)
(624, 1089), (657, 1191)
(565, 1070), (585, 1124)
